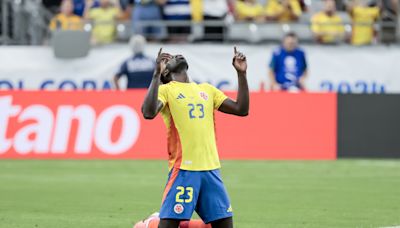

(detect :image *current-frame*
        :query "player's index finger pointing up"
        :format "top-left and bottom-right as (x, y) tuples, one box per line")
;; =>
(234, 46), (237, 54)
(158, 48), (162, 57)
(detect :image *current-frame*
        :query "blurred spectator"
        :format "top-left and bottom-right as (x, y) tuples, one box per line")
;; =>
(347, 0), (380, 46)
(235, 0), (265, 22)
(162, 0), (191, 39)
(73, 0), (90, 16)
(379, 0), (398, 44)
(202, 0), (230, 41)
(49, 0), (83, 31)
(131, 0), (166, 40)
(84, 0), (123, 44)
(74, 0), (131, 18)
(268, 32), (308, 91)
(113, 35), (155, 89)
(311, 0), (345, 44)
(265, 0), (302, 22)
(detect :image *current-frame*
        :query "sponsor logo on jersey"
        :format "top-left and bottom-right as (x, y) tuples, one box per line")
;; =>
(174, 203), (184, 214)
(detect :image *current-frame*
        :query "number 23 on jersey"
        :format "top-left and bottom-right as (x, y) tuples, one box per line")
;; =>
(187, 103), (204, 119)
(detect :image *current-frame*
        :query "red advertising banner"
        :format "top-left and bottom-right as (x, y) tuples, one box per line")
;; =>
(0, 91), (336, 160)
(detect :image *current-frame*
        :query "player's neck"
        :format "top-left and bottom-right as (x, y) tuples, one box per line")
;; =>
(172, 73), (190, 83)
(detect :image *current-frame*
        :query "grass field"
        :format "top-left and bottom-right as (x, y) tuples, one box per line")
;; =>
(1, 160), (400, 228)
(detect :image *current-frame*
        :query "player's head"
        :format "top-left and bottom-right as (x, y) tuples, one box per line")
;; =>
(60, 0), (74, 16)
(161, 54), (189, 84)
(282, 32), (298, 52)
(130, 35), (146, 55)
(99, 0), (111, 7)
(324, 0), (336, 14)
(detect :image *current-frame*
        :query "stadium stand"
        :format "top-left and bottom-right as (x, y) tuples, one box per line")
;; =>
(0, 0), (399, 45)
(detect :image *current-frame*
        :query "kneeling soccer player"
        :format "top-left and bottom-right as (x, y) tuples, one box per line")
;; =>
(141, 47), (249, 228)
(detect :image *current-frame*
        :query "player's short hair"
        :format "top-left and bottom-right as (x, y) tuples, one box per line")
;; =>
(284, 32), (298, 39)
(129, 35), (146, 54)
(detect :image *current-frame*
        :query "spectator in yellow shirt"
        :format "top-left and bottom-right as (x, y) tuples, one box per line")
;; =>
(235, 0), (265, 22)
(49, 0), (83, 31)
(311, 0), (345, 44)
(347, 0), (380, 45)
(265, 0), (302, 22)
(84, 0), (123, 44)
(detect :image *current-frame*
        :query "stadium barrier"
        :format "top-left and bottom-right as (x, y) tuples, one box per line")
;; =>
(0, 45), (398, 93)
(1, 91), (399, 159)
(337, 94), (400, 158)
(0, 91), (336, 160)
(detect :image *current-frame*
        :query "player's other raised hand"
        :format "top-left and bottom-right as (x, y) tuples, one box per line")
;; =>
(155, 48), (172, 76)
(232, 47), (247, 74)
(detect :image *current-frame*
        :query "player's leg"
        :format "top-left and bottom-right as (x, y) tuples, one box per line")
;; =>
(159, 169), (201, 228)
(158, 219), (180, 228)
(195, 169), (233, 226)
(210, 217), (233, 228)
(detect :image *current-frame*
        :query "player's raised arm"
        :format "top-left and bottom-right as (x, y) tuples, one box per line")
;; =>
(141, 48), (171, 119)
(218, 47), (249, 117)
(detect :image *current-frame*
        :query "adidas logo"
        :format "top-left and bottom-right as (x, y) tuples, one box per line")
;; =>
(177, 93), (185, 99)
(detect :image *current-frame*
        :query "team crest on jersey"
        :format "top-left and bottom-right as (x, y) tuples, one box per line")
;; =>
(199, 92), (208, 100)
(174, 203), (184, 214)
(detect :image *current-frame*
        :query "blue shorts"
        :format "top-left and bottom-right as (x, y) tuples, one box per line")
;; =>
(159, 168), (233, 224)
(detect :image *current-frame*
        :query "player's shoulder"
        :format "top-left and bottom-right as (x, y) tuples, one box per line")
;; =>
(295, 47), (306, 54)
(312, 12), (325, 20)
(272, 46), (283, 56)
(159, 83), (172, 94)
(198, 83), (217, 91)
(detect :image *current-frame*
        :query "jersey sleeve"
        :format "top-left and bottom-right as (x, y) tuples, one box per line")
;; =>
(49, 17), (57, 30)
(373, 7), (380, 19)
(302, 51), (308, 71)
(290, 0), (302, 17)
(269, 52), (277, 70)
(158, 85), (168, 108)
(311, 14), (321, 33)
(211, 85), (228, 110)
(115, 61), (127, 78)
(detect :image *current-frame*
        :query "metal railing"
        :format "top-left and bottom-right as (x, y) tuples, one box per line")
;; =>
(1, 0), (53, 45)
(1, 0), (399, 45)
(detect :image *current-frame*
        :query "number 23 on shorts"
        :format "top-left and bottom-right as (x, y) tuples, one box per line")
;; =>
(175, 186), (193, 203)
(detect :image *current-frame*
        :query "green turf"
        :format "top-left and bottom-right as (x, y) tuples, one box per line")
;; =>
(0, 160), (400, 228)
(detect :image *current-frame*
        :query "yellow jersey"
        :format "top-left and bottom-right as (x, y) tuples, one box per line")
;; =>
(49, 14), (83, 31)
(158, 82), (228, 171)
(89, 7), (119, 44)
(311, 12), (345, 43)
(265, 0), (302, 22)
(351, 6), (380, 45)
(235, 1), (264, 20)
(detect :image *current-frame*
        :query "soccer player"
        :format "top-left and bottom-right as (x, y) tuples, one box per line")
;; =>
(141, 47), (249, 228)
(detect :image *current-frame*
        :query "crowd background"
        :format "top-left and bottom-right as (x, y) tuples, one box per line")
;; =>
(0, 0), (399, 46)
